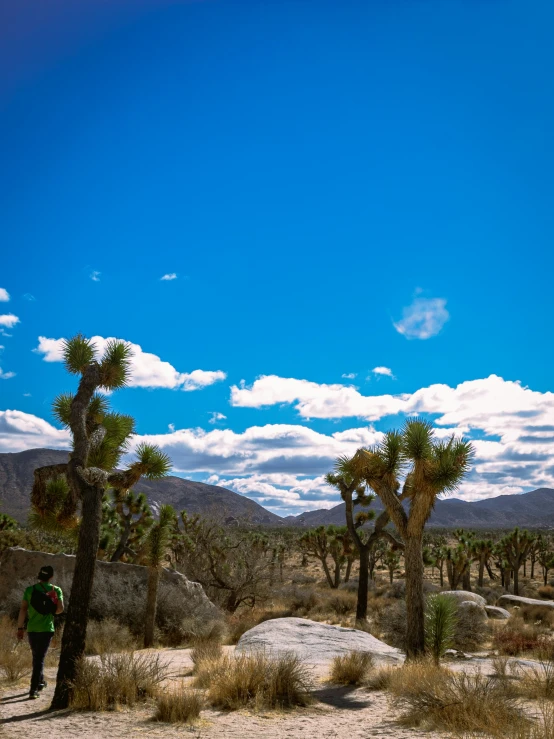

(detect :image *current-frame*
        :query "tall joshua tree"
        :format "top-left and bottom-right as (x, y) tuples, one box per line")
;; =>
(499, 528), (536, 596)
(144, 504), (176, 648)
(32, 335), (171, 709)
(326, 456), (401, 621)
(355, 420), (473, 659)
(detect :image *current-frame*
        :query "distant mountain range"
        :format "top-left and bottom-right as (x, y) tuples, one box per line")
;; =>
(1, 448), (554, 530)
(284, 489), (554, 529)
(0, 449), (281, 525)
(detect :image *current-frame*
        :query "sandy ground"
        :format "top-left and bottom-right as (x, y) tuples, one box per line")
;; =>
(0, 646), (450, 739)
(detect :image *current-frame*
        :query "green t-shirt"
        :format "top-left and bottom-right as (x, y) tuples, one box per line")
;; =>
(23, 583), (63, 633)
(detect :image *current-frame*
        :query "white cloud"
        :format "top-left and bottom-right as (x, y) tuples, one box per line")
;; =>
(181, 370), (226, 391)
(231, 375), (406, 420)
(0, 314), (20, 328)
(34, 336), (226, 392)
(0, 410), (71, 452)
(372, 366), (394, 378)
(90, 270), (101, 282)
(341, 373), (357, 380)
(0, 288), (9, 302)
(160, 273), (177, 281)
(23, 293), (36, 301)
(0, 346), (4, 351)
(393, 297), (449, 339)
(208, 412), (227, 425)
(3, 370), (554, 513)
(0, 368), (15, 380)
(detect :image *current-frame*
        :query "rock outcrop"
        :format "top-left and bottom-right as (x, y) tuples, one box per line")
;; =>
(0, 547), (219, 627)
(440, 590), (487, 606)
(237, 617), (403, 664)
(498, 594), (554, 610)
(485, 605), (510, 619)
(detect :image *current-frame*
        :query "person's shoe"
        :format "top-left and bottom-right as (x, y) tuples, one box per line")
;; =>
(29, 691), (39, 700)
(38, 681), (47, 691)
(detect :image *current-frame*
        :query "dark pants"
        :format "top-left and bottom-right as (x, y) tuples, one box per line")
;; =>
(28, 632), (53, 693)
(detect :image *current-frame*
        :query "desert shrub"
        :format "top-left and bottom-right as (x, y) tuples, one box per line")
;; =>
(154, 683), (202, 723)
(191, 642), (223, 671)
(206, 651), (313, 710)
(338, 579), (359, 593)
(377, 599), (407, 649)
(70, 652), (169, 710)
(290, 573), (316, 585)
(425, 594), (457, 663)
(520, 657), (554, 700)
(388, 661), (524, 735)
(329, 651), (373, 685)
(521, 605), (554, 627)
(454, 603), (489, 650)
(225, 612), (260, 644)
(538, 586), (554, 600)
(282, 586), (321, 614)
(85, 619), (136, 655)
(493, 619), (543, 656)
(181, 617), (227, 646)
(386, 581), (406, 599)
(366, 665), (396, 691)
(0, 616), (32, 682)
(323, 591), (357, 617)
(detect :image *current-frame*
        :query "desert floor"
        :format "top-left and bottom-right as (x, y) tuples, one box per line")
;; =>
(0, 646), (449, 739)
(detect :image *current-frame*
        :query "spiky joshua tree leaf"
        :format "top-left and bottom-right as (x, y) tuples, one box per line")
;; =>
(98, 339), (133, 389)
(63, 334), (97, 375)
(135, 443), (172, 479)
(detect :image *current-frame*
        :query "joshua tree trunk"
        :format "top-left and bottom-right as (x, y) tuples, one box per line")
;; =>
(110, 520), (132, 562)
(356, 548), (370, 621)
(478, 559), (485, 587)
(404, 535), (425, 658)
(320, 557), (334, 589)
(513, 566), (519, 596)
(51, 481), (103, 708)
(144, 566), (161, 648)
(345, 557), (353, 583)
(462, 565), (471, 591)
(439, 561), (444, 587)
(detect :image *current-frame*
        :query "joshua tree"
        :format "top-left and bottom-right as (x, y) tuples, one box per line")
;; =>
(299, 525), (348, 589)
(537, 536), (554, 586)
(354, 420), (473, 658)
(499, 528), (536, 595)
(144, 504), (176, 648)
(31, 335), (171, 708)
(383, 545), (401, 584)
(425, 594), (457, 665)
(445, 544), (471, 590)
(110, 489), (153, 562)
(326, 456), (402, 621)
(472, 538), (494, 587)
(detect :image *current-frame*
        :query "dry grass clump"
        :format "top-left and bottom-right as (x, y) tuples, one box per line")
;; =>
(0, 616), (32, 682)
(521, 605), (554, 628)
(493, 618), (543, 655)
(70, 652), (169, 710)
(365, 665), (396, 691)
(538, 586), (554, 601)
(200, 651), (312, 710)
(154, 682), (203, 724)
(85, 619), (136, 655)
(387, 660), (524, 736)
(191, 641), (223, 671)
(329, 651), (373, 685)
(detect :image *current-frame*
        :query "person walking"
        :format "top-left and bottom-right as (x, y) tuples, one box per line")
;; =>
(16, 565), (64, 699)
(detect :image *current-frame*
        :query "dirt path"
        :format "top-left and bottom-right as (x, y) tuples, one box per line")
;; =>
(0, 648), (448, 739)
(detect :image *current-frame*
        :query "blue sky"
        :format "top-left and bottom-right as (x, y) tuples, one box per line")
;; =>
(1, 0), (553, 515)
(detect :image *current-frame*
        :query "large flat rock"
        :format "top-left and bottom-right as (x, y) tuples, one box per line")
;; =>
(485, 605), (510, 619)
(237, 617), (403, 664)
(498, 594), (554, 609)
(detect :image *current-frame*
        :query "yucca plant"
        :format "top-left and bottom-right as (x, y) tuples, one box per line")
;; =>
(425, 594), (457, 664)
(31, 334), (171, 709)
